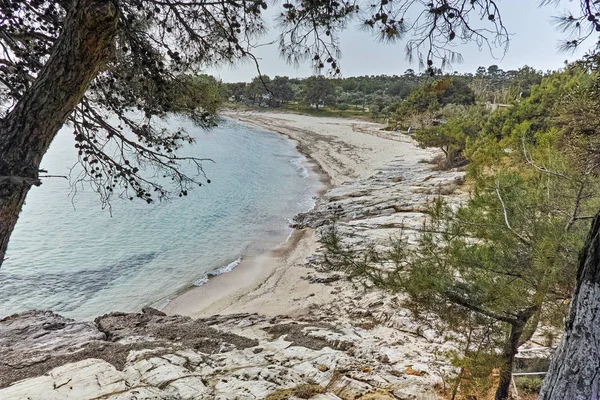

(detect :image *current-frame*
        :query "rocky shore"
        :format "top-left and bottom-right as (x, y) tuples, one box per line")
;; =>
(0, 306), (451, 399)
(0, 112), (467, 399)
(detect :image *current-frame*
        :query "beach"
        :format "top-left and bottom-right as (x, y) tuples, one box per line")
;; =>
(0, 111), (467, 399)
(163, 111), (445, 319)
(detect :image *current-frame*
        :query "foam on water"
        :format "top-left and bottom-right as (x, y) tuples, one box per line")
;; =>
(290, 157), (310, 179)
(0, 117), (321, 320)
(192, 257), (242, 287)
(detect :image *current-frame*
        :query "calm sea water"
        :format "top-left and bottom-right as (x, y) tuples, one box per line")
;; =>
(0, 117), (319, 320)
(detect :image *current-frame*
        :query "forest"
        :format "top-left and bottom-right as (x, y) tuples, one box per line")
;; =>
(221, 64), (543, 122)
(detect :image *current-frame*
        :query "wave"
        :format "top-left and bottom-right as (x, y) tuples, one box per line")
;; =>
(193, 257), (242, 287)
(290, 157), (309, 179)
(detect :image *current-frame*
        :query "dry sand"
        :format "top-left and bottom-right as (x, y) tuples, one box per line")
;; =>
(164, 111), (432, 319)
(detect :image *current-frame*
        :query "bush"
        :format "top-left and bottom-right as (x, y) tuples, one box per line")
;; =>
(515, 376), (544, 394)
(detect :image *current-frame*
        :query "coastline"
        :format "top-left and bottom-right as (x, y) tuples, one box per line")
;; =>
(0, 110), (468, 399)
(164, 110), (436, 319)
(163, 113), (338, 318)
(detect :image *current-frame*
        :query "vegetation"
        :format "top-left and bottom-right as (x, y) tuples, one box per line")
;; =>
(222, 67), (545, 172)
(265, 384), (325, 400)
(302, 76), (336, 110)
(164, 74), (224, 119)
(320, 64), (600, 400)
(222, 66), (540, 125)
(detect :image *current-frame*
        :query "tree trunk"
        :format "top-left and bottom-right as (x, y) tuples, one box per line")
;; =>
(540, 212), (600, 400)
(0, 0), (119, 267)
(495, 321), (525, 400)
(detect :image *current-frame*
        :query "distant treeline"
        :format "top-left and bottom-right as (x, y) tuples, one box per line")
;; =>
(221, 65), (545, 121)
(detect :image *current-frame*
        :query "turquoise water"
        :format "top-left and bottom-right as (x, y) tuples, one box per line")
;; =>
(0, 117), (319, 320)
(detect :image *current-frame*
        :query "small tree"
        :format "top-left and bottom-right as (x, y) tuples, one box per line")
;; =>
(303, 76), (335, 110)
(246, 75), (272, 104)
(414, 106), (486, 168)
(269, 76), (295, 105)
(164, 74), (223, 118)
(225, 82), (248, 102)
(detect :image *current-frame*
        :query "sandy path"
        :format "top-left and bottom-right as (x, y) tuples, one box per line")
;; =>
(164, 111), (432, 319)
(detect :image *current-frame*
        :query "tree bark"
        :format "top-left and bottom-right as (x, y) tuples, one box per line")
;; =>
(495, 321), (525, 400)
(0, 0), (119, 266)
(540, 212), (600, 400)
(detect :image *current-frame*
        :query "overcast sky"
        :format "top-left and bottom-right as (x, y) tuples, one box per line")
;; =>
(209, 2), (589, 82)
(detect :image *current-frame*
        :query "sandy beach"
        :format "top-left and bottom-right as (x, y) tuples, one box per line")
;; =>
(163, 111), (436, 319)
(0, 111), (463, 399)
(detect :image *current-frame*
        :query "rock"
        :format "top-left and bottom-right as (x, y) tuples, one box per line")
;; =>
(95, 311), (258, 351)
(142, 306), (167, 316)
(403, 366), (426, 376)
(0, 359), (128, 400)
(0, 306), (451, 399)
(313, 394), (343, 400)
(327, 374), (374, 398)
(0, 310), (106, 387)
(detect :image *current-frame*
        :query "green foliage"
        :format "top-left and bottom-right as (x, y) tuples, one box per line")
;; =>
(471, 65), (544, 103)
(394, 78), (475, 126)
(413, 106), (486, 168)
(321, 153), (597, 395)
(222, 66), (537, 123)
(280, 103), (368, 119)
(396, 84), (440, 115)
(269, 76), (295, 104)
(164, 74), (223, 119)
(302, 75), (336, 110)
(437, 78), (476, 106)
(412, 171), (588, 320)
(225, 82), (247, 102)
(246, 75), (272, 103)
(515, 376), (544, 394)
(478, 66), (589, 143)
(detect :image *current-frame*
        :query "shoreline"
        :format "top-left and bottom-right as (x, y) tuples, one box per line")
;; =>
(164, 110), (427, 319)
(163, 115), (336, 318)
(225, 114), (334, 193)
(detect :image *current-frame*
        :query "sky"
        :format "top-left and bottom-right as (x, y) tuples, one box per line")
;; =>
(209, 1), (590, 82)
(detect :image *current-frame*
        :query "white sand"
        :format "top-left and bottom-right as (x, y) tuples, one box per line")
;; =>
(163, 111), (432, 319)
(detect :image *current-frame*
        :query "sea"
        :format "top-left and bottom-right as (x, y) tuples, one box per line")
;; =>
(0, 116), (320, 320)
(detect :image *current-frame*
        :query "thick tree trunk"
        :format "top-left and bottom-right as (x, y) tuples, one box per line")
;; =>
(0, 0), (119, 266)
(495, 322), (525, 400)
(540, 212), (600, 400)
